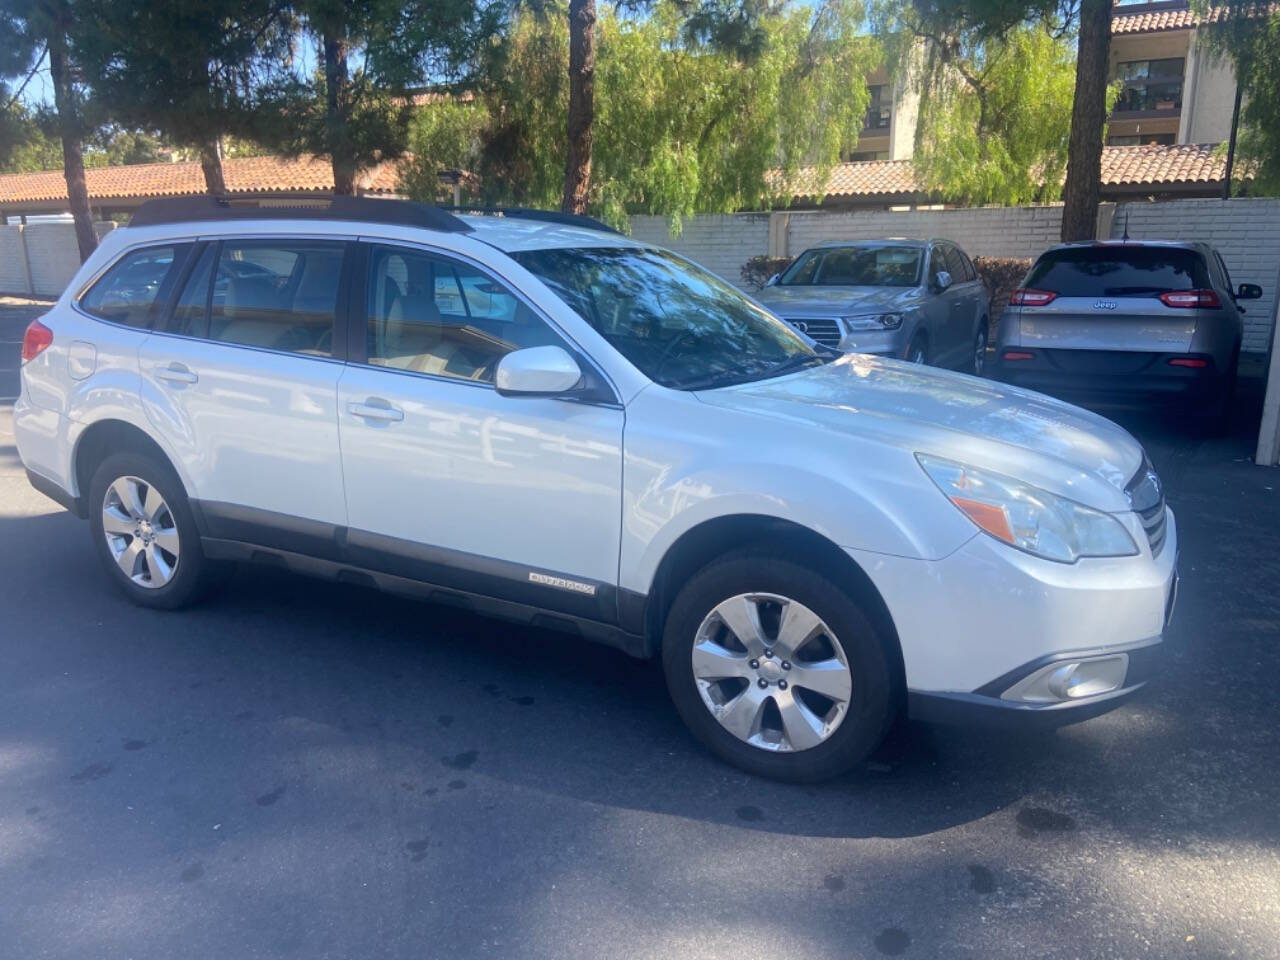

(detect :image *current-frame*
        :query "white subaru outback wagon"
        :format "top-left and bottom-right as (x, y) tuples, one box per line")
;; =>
(14, 197), (1177, 782)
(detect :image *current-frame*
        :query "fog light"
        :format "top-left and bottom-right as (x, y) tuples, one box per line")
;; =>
(1001, 654), (1129, 704)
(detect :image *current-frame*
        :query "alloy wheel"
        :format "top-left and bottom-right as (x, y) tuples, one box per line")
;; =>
(691, 593), (852, 752)
(101, 475), (180, 589)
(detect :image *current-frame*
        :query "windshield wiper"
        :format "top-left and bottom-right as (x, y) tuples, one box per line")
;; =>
(759, 353), (829, 379)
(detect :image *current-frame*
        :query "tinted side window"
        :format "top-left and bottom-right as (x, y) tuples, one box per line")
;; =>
(365, 245), (563, 383)
(1025, 247), (1210, 297)
(956, 248), (977, 282)
(197, 241), (344, 356)
(80, 244), (189, 328)
(942, 245), (968, 282)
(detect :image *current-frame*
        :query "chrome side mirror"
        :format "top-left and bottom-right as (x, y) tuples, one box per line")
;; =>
(934, 270), (953, 292)
(495, 345), (584, 397)
(765, 273), (781, 287)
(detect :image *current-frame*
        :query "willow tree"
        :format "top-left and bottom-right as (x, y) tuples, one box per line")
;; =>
(405, 0), (879, 227)
(1195, 0), (1280, 195)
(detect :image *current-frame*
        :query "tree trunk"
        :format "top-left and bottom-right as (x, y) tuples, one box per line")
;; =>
(561, 0), (596, 215)
(1060, 0), (1111, 241)
(48, 32), (97, 262)
(323, 31), (356, 196)
(199, 138), (227, 195)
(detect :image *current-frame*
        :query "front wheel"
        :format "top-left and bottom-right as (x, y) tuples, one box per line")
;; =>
(88, 451), (223, 609)
(662, 550), (896, 782)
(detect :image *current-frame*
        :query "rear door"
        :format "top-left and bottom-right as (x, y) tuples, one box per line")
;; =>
(1014, 246), (1206, 354)
(138, 236), (352, 545)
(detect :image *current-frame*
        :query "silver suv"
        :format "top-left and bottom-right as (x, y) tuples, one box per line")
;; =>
(754, 239), (991, 374)
(993, 241), (1261, 420)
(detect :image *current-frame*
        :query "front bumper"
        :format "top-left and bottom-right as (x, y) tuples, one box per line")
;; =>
(848, 507), (1178, 726)
(907, 636), (1164, 728)
(993, 348), (1228, 407)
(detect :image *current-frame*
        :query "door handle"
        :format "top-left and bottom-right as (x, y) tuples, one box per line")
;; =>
(155, 363), (198, 385)
(348, 400), (404, 422)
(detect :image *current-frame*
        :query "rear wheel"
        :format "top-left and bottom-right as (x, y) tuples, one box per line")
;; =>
(662, 550), (896, 782)
(88, 452), (223, 609)
(972, 322), (989, 376)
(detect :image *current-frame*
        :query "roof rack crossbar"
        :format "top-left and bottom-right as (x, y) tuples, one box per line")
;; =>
(442, 205), (622, 235)
(128, 194), (474, 233)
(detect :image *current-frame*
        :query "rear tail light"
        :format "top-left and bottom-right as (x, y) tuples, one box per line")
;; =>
(1002, 350), (1036, 362)
(1009, 289), (1057, 307)
(1168, 356), (1209, 368)
(1159, 289), (1221, 308)
(21, 319), (53, 363)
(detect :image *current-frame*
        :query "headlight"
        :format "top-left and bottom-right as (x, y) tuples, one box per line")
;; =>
(842, 312), (903, 331)
(916, 454), (1138, 563)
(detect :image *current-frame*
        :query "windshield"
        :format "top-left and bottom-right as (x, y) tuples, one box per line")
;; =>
(1025, 247), (1211, 297)
(512, 246), (821, 389)
(778, 245), (922, 287)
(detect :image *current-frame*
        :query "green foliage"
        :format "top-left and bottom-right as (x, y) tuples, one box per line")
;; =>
(77, 1), (285, 158)
(258, 0), (499, 183)
(1195, 1), (1280, 194)
(910, 26), (1080, 205)
(399, 97), (488, 202)
(874, 0), (1095, 206)
(401, 0), (880, 229)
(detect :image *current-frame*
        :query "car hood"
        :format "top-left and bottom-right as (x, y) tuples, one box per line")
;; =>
(695, 355), (1144, 511)
(755, 285), (917, 315)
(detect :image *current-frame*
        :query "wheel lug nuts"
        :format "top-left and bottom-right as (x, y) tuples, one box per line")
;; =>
(781, 661), (791, 670)
(764, 649), (773, 658)
(749, 659), (759, 669)
(778, 680), (788, 690)
(757, 678), (769, 688)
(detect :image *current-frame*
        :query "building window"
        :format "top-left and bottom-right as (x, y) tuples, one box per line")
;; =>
(1113, 58), (1184, 113)
(863, 84), (891, 130)
(847, 150), (890, 162)
(1107, 133), (1177, 146)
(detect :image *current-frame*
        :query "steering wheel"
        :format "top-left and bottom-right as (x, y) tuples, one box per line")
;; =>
(652, 329), (704, 382)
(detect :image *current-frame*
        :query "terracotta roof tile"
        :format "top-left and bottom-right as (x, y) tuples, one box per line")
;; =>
(1111, 3), (1200, 35)
(0, 155), (404, 206)
(783, 143), (1241, 201)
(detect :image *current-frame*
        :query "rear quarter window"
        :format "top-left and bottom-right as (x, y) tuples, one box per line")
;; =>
(1026, 247), (1210, 298)
(79, 244), (190, 328)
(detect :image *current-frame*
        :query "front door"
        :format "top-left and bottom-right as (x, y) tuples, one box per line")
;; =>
(336, 241), (624, 622)
(138, 237), (352, 549)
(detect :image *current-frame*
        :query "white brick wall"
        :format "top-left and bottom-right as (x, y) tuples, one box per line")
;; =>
(629, 214), (770, 290)
(786, 206), (1066, 260)
(1111, 199), (1280, 353)
(0, 221), (115, 298)
(0, 226), (29, 293)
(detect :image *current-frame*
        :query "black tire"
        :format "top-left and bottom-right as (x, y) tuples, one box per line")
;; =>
(906, 334), (928, 366)
(661, 549), (897, 782)
(972, 321), (989, 376)
(1195, 350), (1239, 436)
(88, 451), (224, 609)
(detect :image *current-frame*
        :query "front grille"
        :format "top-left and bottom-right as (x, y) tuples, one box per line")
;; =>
(1125, 458), (1168, 557)
(784, 318), (842, 348)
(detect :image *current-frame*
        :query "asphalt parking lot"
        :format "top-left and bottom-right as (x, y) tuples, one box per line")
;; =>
(1, 301), (1278, 959)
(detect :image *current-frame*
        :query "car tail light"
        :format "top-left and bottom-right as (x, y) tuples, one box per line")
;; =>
(1168, 356), (1209, 368)
(1009, 289), (1057, 307)
(1159, 289), (1221, 308)
(21, 319), (53, 363)
(1002, 350), (1036, 362)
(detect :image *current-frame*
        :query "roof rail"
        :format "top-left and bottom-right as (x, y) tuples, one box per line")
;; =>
(443, 205), (622, 235)
(128, 194), (473, 233)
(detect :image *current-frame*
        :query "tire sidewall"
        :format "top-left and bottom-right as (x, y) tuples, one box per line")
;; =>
(88, 452), (208, 609)
(662, 552), (894, 782)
